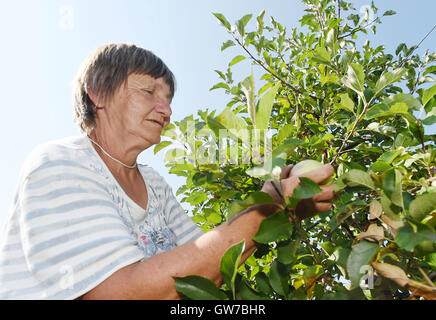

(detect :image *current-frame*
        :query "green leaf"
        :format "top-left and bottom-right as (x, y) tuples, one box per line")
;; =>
(228, 192), (275, 220)
(221, 40), (235, 51)
(422, 84), (436, 106)
(328, 247), (351, 278)
(369, 161), (391, 172)
(214, 70), (226, 80)
(409, 192), (436, 221)
(212, 13), (232, 31)
(276, 123), (294, 144)
(234, 274), (265, 300)
(209, 82), (230, 91)
(366, 103), (390, 119)
(313, 46), (331, 65)
(255, 272), (273, 295)
(272, 137), (304, 158)
(395, 221), (436, 251)
(343, 169), (375, 190)
(255, 82), (280, 130)
(402, 112), (424, 139)
(236, 14), (253, 37)
(423, 65), (436, 76)
(342, 63), (365, 95)
(161, 124), (178, 140)
(382, 93), (421, 111)
(382, 168), (403, 208)
(153, 140), (172, 154)
(303, 265), (324, 286)
(425, 253), (436, 269)
(291, 177), (323, 200)
(366, 102), (408, 119)
(220, 239), (245, 299)
(256, 10), (265, 35)
(389, 102), (408, 114)
(423, 107), (436, 125)
(380, 192), (402, 220)
(320, 241), (335, 255)
(396, 43), (406, 56)
(164, 147), (186, 163)
(427, 52), (436, 63)
(241, 71), (256, 126)
(174, 275), (227, 300)
(215, 106), (250, 145)
(383, 10), (396, 16)
(339, 93), (355, 113)
(277, 240), (298, 264)
(269, 260), (290, 297)
(346, 241), (379, 289)
(382, 168), (395, 198)
(229, 55), (246, 67)
(374, 68), (406, 96)
(253, 211), (293, 244)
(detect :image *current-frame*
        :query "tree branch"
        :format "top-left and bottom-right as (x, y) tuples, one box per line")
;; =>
(399, 24), (436, 67)
(233, 36), (321, 101)
(337, 16), (379, 40)
(330, 98), (370, 164)
(417, 264), (436, 290)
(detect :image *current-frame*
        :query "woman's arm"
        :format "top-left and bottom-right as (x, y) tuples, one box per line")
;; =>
(78, 204), (274, 300)
(78, 164), (334, 300)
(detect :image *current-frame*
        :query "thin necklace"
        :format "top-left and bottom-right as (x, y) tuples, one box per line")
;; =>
(88, 135), (137, 169)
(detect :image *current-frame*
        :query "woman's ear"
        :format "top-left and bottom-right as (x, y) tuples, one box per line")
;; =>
(87, 86), (103, 108)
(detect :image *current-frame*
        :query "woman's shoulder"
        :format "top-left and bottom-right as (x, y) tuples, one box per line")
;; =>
(21, 135), (92, 177)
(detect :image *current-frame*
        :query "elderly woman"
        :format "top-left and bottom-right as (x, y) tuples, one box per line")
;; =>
(0, 43), (335, 299)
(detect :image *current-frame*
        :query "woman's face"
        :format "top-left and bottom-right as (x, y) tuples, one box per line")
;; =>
(103, 73), (173, 148)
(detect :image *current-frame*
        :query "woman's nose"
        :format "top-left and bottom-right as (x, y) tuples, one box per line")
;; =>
(155, 100), (172, 117)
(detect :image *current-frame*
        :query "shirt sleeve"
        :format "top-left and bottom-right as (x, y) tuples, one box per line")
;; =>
(18, 159), (144, 299)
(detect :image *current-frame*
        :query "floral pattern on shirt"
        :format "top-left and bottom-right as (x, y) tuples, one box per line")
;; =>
(87, 157), (177, 259)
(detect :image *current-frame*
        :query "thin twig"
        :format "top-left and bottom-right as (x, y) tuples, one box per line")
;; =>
(417, 265), (436, 290)
(233, 36), (321, 101)
(330, 99), (369, 164)
(400, 24), (436, 67)
(337, 16), (380, 40)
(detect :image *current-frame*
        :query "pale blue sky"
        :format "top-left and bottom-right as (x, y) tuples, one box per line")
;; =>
(0, 0), (435, 231)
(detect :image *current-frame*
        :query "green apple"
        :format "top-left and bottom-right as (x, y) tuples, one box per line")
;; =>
(291, 159), (335, 185)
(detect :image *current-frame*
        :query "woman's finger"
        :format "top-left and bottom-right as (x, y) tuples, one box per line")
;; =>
(312, 184), (335, 202)
(281, 165), (293, 180)
(314, 201), (333, 213)
(297, 164), (335, 185)
(280, 176), (302, 199)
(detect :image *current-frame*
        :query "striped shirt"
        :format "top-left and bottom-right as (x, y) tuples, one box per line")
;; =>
(0, 135), (203, 299)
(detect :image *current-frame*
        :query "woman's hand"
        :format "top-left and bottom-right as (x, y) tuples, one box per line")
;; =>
(261, 163), (335, 221)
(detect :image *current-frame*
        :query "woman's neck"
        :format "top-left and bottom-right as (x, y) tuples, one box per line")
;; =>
(88, 129), (142, 177)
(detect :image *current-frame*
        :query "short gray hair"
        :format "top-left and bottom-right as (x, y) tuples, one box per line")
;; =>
(72, 43), (176, 134)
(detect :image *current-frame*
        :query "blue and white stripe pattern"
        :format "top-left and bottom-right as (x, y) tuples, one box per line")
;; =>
(0, 135), (203, 299)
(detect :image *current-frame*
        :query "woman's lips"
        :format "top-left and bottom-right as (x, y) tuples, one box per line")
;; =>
(147, 119), (163, 127)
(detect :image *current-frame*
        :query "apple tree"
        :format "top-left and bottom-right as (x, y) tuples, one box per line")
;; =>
(155, 0), (436, 300)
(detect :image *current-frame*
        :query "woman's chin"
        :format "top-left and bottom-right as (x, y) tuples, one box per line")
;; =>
(142, 135), (161, 150)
